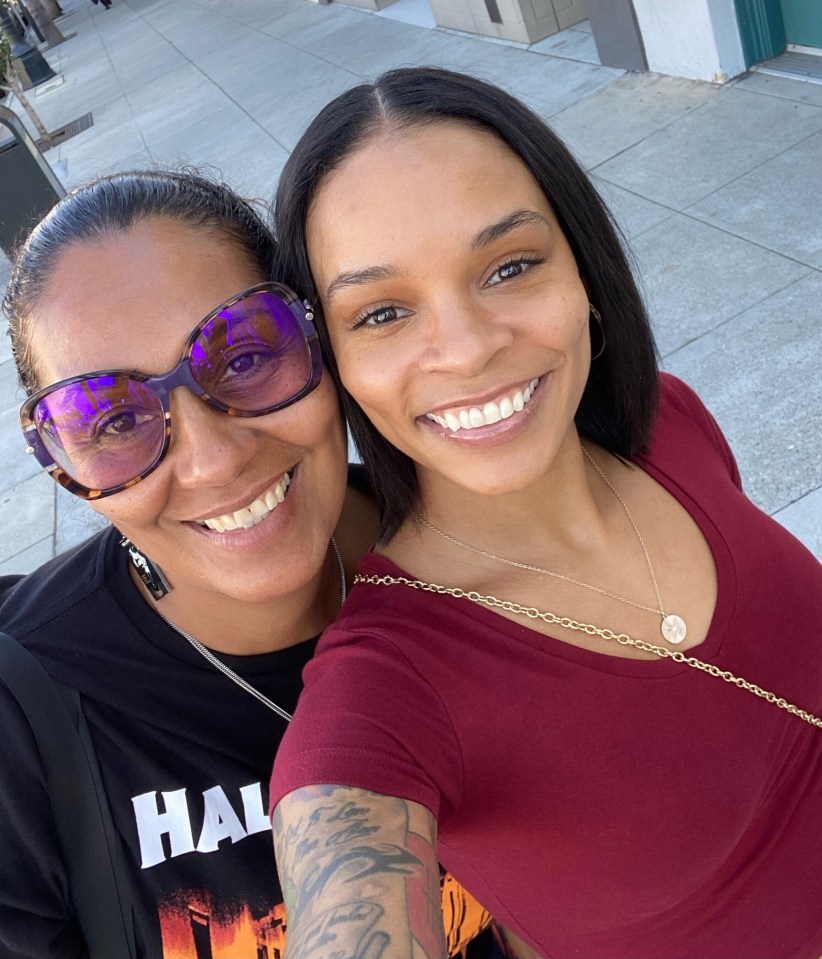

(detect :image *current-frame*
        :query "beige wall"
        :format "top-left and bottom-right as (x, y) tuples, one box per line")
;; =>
(429, 0), (585, 43)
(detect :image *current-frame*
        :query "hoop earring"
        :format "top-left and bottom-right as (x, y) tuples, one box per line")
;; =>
(589, 304), (606, 361)
(120, 536), (171, 600)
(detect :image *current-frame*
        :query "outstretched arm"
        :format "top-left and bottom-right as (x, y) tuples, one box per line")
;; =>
(273, 785), (447, 959)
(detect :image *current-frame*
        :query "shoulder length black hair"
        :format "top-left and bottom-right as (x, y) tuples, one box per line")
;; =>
(274, 66), (658, 541)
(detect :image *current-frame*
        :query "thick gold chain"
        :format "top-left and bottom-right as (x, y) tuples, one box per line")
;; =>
(354, 573), (822, 731)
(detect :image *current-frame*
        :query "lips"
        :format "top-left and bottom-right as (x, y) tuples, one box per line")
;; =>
(194, 472), (292, 532)
(424, 378), (540, 432)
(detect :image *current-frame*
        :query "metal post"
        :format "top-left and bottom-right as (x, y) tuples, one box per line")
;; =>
(0, 103), (65, 256)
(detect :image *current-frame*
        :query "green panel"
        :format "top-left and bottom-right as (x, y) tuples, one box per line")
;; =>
(781, 0), (822, 46)
(734, 0), (786, 65)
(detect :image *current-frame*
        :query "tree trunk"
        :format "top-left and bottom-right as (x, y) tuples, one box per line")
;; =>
(23, 0), (66, 47)
(41, 0), (65, 20)
(0, 76), (52, 142)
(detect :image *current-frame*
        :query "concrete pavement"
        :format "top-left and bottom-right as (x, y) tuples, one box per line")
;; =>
(1, 0), (820, 573)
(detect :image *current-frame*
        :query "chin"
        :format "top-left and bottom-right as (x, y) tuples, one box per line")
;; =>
(204, 578), (300, 606)
(445, 470), (542, 500)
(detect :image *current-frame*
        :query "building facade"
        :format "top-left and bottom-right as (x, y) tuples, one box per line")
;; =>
(589, 0), (822, 83)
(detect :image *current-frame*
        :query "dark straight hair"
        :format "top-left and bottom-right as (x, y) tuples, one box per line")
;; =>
(274, 67), (659, 541)
(4, 169), (277, 397)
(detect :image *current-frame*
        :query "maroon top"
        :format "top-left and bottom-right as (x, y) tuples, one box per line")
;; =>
(272, 375), (822, 959)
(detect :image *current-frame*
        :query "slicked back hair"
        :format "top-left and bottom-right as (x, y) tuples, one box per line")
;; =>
(274, 67), (659, 541)
(4, 169), (277, 396)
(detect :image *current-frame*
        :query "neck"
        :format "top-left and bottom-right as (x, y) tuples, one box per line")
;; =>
(130, 546), (343, 655)
(406, 434), (616, 559)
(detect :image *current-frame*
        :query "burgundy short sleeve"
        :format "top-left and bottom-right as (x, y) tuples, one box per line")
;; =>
(659, 373), (743, 489)
(270, 627), (463, 820)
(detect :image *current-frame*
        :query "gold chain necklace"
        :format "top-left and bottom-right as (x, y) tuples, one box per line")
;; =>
(354, 573), (822, 731)
(417, 446), (687, 645)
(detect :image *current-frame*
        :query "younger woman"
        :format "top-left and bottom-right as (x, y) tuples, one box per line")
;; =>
(270, 68), (822, 959)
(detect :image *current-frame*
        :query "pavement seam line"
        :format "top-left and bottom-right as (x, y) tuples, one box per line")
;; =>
(136, 3), (294, 155)
(660, 268), (816, 362)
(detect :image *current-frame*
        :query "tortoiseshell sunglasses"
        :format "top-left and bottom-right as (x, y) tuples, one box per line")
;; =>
(20, 282), (321, 500)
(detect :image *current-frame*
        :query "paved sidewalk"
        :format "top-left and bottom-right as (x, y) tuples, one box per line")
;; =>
(1, 0), (821, 573)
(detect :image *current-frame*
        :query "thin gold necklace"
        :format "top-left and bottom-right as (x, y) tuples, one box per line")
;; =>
(417, 446), (688, 645)
(354, 572), (822, 731)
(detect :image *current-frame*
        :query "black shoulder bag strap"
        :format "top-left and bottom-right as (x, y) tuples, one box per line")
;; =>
(0, 631), (137, 959)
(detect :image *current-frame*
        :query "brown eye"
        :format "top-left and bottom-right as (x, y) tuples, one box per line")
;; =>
(500, 262), (524, 280)
(487, 255), (545, 287)
(352, 304), (411, 330)
(106, 412), (138, 434)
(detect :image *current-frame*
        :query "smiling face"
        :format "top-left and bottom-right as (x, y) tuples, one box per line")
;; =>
(307, 122), (591, 506)
(29, 217), (347, 607)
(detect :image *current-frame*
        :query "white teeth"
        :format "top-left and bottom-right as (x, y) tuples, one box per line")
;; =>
(468, 407), (485, 428)
(482, 401), (501, 425)
(426, 378), (541, 433)
(234, 507), (253, 529)
(444, 412), (461, 432)
(199, 472), (291, 532)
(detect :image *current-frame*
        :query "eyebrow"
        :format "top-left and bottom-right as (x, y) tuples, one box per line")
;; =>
(322, 209), (549, 305)
(325, 265), (398, 306)
(471, 209), (549, 250)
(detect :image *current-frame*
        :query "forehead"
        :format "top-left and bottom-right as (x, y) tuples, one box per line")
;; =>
(306, 123), (553, 275)
(29, 217), (262, 385)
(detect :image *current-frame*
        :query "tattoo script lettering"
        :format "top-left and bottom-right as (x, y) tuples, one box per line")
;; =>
(274, 786), (445, 959)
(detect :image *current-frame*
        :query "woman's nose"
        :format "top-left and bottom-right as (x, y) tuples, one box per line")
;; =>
(417, 295), (513, 377)
(168, 387), (259, 489)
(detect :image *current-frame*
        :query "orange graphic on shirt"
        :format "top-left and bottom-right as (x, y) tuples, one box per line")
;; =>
(159, 894), (286, 959)
(440, 871), (493, 956)
(159, 875), (490, 958)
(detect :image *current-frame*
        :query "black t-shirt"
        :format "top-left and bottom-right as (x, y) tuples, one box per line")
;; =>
(0, 526), (315, 958)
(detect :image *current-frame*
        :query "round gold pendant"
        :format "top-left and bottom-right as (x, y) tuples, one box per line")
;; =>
(661, 614), (687, 644)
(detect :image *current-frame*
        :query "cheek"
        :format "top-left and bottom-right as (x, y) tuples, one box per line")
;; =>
(539, 292), (590, 354)
(268, 376), (349, 480)
(304, 375), (346, 440)
(335, 340), (399, 416)
(87, 477), (168, 534)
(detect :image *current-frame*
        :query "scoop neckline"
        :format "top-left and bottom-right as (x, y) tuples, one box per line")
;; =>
(362, 453), (738, 680)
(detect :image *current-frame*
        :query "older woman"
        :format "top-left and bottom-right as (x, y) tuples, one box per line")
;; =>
(0, 170), (491, 959)
(270, 68), (822, 959)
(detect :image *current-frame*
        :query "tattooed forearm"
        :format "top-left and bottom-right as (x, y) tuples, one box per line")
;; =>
(273, 786), (447, 959)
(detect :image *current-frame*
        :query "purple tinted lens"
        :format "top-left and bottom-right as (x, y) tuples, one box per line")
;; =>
(190, 291), (311, 412)
(33, 375), (166, 491)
